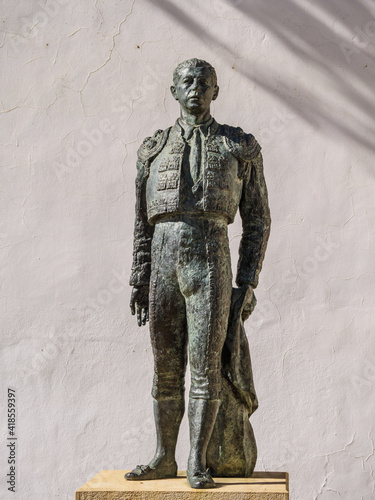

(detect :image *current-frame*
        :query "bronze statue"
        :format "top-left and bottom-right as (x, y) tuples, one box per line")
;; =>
(126, 59), (270, 489)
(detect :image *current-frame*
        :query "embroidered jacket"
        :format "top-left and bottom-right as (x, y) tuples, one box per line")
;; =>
(130, 119), (271, 289)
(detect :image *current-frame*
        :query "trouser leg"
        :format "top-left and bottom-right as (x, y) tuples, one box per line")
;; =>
(126, 222), (187, 481)
(177, 219), (232, 487)
(148, 222), (187, 465)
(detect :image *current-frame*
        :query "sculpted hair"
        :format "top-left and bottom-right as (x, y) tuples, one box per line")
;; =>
(173, 58), (217, 86)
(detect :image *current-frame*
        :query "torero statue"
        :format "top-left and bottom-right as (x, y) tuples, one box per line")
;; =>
(126, 58), (271, 489)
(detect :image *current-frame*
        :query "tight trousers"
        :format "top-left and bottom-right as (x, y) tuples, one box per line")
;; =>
(149, 215), (233, 402)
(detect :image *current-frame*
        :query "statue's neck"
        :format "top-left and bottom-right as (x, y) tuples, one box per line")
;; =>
(180, 108), (211, 126)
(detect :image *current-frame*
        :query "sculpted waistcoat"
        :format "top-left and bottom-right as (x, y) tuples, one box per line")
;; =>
(138, 121), (261, 224)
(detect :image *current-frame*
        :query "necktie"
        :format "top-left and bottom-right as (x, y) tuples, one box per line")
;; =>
(189, 128), (202, 184)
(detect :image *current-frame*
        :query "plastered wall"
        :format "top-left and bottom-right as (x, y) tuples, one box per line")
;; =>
(1, 1), (375, 498)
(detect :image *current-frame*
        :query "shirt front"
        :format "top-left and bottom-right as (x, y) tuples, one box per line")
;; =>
(176, 117), (218, 212)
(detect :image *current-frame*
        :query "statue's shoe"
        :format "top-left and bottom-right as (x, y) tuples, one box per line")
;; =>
(125, 462), (177, 481)
(187, 469), (216, 489)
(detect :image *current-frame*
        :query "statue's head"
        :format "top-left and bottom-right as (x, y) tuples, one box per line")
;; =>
(171, 58), (219, 115)
(172, 59), (217, 87)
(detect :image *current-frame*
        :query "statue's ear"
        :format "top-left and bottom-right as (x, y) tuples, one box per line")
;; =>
(170, 86), (178, 101)
(212, 85), (219, 101)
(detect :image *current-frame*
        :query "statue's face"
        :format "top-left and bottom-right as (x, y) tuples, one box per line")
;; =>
(171, 66), (219, 115)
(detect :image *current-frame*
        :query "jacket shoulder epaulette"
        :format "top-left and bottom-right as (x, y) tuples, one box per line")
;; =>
(222, 125), (261, 163)
(137, 127), (171, 163)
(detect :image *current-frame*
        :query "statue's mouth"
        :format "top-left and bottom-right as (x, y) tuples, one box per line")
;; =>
(189, 98), (202, 105)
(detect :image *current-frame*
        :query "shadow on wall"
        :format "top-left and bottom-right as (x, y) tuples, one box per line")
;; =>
(150, 0), (375, 155)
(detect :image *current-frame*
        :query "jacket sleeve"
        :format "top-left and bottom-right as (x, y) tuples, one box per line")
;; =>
(129, 159), (154, 287)
(236, 151), (271, 288)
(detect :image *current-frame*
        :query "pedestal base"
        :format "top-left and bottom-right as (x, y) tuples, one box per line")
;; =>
(76, 471), (289, 499)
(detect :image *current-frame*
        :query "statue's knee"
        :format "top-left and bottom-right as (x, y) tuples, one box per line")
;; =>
(152, 371), (185, 400)
(189, 368), (221, 400)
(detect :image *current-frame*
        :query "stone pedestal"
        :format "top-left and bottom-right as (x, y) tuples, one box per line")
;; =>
(75, 471), (289, 499)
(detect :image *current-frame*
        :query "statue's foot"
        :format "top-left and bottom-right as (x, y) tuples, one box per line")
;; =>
(125, 461), (177, 481)
(187, 469), (216, 489)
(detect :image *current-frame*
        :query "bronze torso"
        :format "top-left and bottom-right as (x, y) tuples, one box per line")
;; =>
(139, 120), (261, 225)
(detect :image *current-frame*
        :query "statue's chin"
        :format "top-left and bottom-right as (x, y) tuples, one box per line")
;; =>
(186, 103), (209, 115)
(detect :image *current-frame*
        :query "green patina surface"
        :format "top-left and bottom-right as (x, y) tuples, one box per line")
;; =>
(128, 59), (271, 489)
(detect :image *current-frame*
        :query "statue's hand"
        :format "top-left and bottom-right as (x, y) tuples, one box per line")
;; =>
(240, 285), (257, 321)
(130, 285), (150, 327)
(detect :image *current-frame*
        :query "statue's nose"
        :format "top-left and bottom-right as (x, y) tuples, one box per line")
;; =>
(191, 79), (199, 90)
